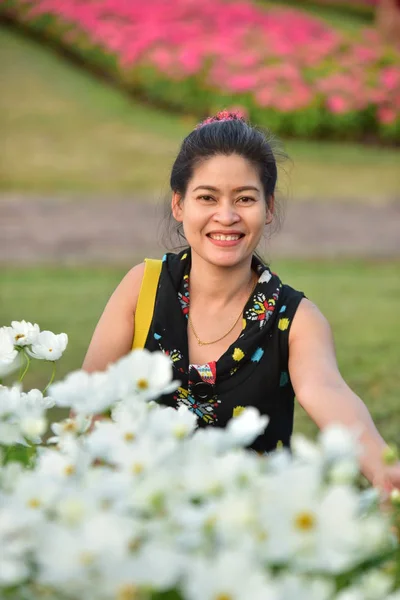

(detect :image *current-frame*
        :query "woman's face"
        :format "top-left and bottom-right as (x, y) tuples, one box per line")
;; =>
(172, 153), (273, 269)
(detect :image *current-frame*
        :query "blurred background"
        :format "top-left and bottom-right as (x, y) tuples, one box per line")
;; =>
(0, 0), (399, 443)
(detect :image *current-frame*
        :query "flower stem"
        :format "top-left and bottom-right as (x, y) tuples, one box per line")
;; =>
(43, 362), (57, 395)
(19, 351), (30, 383)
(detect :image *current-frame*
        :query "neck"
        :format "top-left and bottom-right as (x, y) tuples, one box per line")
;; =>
(188, 250), (255, 310)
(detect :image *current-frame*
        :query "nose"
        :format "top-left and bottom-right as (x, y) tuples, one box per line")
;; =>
(213, 201), (240, 225)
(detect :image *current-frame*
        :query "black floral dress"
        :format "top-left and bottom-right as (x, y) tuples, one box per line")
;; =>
(144, 248), (305, 453)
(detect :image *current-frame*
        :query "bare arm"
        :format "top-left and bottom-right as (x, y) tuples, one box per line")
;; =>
(288, 299), (389, 486)
(82, 262), (145, 372)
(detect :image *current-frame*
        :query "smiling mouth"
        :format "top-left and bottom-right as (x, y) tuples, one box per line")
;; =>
(206, 233), (244, 241)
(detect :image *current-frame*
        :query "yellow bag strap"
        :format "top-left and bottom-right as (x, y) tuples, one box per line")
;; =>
(132, 258), (162, 350)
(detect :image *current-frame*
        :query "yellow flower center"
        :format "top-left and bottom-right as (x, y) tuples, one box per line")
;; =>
(173, 424), (188, 439)
(48, 348), (53, 352)
(124, 431), (135, 442)
(257, 529), (268, 542)
(131, 462), (144, 475)
(64, 465), (75, 476)
(128, 538), (141, 552)
(79, 551), (94, 566)
(27, 497), (41, 509)
(214, 594), (233, 600)
(116, 584), (139, 600)
(204, 515), (217, 534)
(15, 333), (25, 341)
(136, 378), (148, 390)
(294, 511), (316, 531)
(63, 421), (77, 432)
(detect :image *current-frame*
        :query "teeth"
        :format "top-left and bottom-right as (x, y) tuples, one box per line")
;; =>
(210, 234), (241, 241)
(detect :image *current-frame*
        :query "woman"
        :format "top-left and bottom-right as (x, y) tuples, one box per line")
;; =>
(83, 111), (400, 494)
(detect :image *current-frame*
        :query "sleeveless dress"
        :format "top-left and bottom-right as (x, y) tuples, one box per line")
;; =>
(144, 249), (305, 453)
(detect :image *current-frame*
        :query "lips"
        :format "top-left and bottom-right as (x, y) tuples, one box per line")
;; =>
(206, 232), (245, 247)
(206, 232), (245, 241)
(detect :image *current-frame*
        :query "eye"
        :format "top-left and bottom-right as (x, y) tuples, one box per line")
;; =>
(237, 196), (255, 204)
(198, 195), (216, 202)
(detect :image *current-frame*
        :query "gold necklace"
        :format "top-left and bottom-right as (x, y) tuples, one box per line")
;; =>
(188, 275), (258, 346)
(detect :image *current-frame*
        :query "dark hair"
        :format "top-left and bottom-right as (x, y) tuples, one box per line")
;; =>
(161, 113), (288, 250)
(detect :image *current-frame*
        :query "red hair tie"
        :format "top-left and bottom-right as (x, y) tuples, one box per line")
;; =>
(195, 109), (246, 129)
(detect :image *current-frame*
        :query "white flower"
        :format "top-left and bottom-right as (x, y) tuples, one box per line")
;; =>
(0, 384), (22, 418)
(0, 422), (24, 446)
(108, 349), (179, 402)
(277, 574), (334, 600)
(36, 514), (133, 589)
(183, 552), (277, 600)
(210, 491), (258, 546)
(328, 458), (359, 485)
(0, 385), (25, 445)
(11, 472), (60, 517)
(50, 370), (114, 416)
(356, 569), (394, 600)
(335, 588), (365, 600)
(85, 420), (124, 463)
(0, 461), (24, 493)
(0, 507), (35, 586)
(145, 405), (197, 441)
(19, 416), (47, 441)
(319, 424), (361, 463)
(0, 327), (20, 378)
(35, 445), (91, 481)
(20, 388), (55, 413)
(28, 330), (68, 361)
(114, 435), (175, 478)
(291, 434), (321, 464)
(9, 320), (40, 347)
(226, 406), (269, 448)
(0, 388), (53, 444)
(48, 414), (92, 445)
(0, 338), (397, 598)
(101, 542), (186, 594)
(256, 462), (321, 565)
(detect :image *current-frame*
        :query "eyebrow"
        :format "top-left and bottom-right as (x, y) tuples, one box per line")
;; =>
(192, 185), (260, 193)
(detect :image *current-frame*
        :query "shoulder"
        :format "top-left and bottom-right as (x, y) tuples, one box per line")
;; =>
(110, 262), (146, 314)
(279, 283), (305, 307)
(123, 262), (146, 288)
(289, 298), (334, 346)
(274, 283), (305, 332)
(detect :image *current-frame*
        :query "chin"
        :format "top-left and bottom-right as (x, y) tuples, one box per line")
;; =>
(205, 249), (252, 269)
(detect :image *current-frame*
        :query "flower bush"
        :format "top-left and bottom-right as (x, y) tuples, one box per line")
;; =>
(1, 0), (399, 142)
(1, 320), (400, 599)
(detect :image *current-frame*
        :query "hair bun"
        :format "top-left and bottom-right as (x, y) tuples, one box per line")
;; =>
(195, 109), (247, 129)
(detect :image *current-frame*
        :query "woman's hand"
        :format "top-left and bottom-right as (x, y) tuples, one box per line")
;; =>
(373, 462), (400, 497)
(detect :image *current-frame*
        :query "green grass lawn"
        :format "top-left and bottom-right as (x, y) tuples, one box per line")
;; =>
(1, 26), (399, 201)
(1, 260), (399, 445)
(261, 0), (373, 32)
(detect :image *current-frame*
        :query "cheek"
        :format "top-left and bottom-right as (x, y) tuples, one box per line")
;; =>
(249, 208), (268, 231)
(186, 206), (210, 227)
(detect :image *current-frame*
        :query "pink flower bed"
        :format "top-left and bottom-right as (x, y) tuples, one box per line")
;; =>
(3, 0), (400, 140)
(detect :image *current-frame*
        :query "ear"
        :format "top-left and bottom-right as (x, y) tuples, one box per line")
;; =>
(171, 192), (183, 222)
(265, 193), (274, 225)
